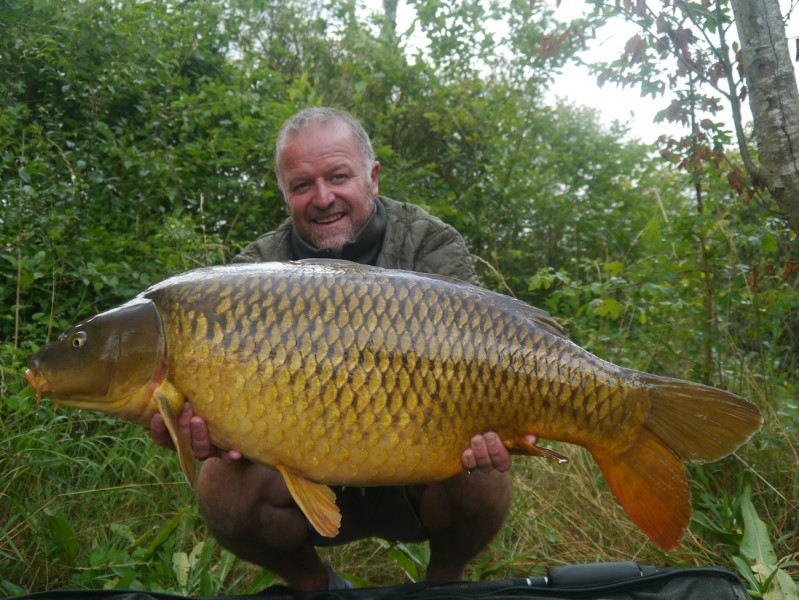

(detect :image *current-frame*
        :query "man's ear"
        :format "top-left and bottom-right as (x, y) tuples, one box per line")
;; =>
(370, 162), (380, 194)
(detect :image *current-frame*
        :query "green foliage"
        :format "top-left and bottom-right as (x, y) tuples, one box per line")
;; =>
(521, 148), (798, 596)
(1, 345), (275, 592)
(1, 0), (795, 594)
(736, 487), (799, 599)
(1, 0), (283, 351)
(380, 541), (429, 583)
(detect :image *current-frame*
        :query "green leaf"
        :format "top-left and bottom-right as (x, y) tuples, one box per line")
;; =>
(217, 548), (237, 586)
(766, 567), (798, 600)
(602, 261), (625, 276)
(384, 542), (429, 583)
(731, 556), (761, 590)
(591, 297), (623, 319)
(752, 561), (799, 600)
(739, 486), (777, 565)
(45, 509), (79, 564)
(172, 551), (190, 591)
(1, 580), (28, 595)
(109, 522), (137, 544)
(133, 507), (187, 560)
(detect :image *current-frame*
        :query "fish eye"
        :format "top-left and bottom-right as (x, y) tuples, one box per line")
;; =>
(71, 331), (88, 348)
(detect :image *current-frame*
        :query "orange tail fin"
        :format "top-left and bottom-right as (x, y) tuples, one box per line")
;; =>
(593, 374), (762, 551)
(592, 429), (690, 551)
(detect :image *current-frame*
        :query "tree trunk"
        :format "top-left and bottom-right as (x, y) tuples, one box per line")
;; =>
(382, 0), (398, 38)
(730, 0), (799, 236)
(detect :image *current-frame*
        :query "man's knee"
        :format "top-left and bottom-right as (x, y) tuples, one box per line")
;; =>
(197, 458), (291, 539)
(418, 470), (512, 533)
(457, 470), (512, 520)
(196, 458), (310, 549)
(196, 458), (253, 539)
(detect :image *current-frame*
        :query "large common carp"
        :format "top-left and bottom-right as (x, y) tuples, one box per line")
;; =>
(25, 260), (761, 551)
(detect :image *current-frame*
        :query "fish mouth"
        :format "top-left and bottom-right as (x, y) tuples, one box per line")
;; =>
(24, 367), (50, 403)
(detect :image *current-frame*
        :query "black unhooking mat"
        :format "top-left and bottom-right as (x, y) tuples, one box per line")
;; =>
(13, 561), (751, 600)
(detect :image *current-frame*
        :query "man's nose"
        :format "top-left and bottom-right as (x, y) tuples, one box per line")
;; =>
(312, 180), (335, 207)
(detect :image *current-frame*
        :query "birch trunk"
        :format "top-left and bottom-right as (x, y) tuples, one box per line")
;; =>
(730, 0), (799, 235)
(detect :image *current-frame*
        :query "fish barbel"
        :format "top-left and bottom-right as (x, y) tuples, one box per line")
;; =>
(24, 259), (762, 550)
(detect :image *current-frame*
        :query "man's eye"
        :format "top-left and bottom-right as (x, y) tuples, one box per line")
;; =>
(293, 182), (310, 192)
(331, 174), (348, 182)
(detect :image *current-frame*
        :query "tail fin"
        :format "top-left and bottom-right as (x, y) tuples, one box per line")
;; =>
(640, 374), (762, 463)
(592, 375), (761, 551)
(592, 429), (690, 552)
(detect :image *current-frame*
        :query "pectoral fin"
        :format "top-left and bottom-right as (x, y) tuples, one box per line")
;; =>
(155, 392), (196, 488)
(276, 465), (340, 538)
(505, 436), (569, 464)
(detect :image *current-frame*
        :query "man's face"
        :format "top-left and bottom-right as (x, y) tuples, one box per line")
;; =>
(278, 122), (379, 250)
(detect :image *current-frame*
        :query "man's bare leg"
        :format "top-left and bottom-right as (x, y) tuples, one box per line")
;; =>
(411, 468), (511, 582)
(196, 457), (330, 591)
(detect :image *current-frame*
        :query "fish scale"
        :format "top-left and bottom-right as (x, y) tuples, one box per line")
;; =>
(24, 259), (762, 549)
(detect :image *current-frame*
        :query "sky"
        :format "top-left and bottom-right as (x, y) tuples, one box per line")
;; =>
(548, 1), (797, 143)
(547, 2), (677, 143)
(361, 0), (799, 145)
(548, 1), (799, 143)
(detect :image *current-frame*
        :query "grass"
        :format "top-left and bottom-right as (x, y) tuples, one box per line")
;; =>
(1, 348), (797, 597)
(0, 404), (276, 595)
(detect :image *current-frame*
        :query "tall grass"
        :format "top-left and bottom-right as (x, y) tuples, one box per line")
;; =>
(0, 382), (272, 595)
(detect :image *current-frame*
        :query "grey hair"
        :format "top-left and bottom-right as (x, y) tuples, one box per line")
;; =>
(274, 107), (376, 192)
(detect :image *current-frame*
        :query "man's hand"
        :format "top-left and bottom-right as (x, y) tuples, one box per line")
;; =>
(151, 402), (242, 461)
(461, 432), (537, 473)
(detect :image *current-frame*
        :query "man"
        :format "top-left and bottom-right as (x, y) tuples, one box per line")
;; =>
(152, 107), (538, 591)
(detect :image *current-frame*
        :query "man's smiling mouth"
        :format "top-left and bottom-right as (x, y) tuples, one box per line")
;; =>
(314, 213), (345, 225)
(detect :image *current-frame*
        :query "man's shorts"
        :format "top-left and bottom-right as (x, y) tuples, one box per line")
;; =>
(307, 485), (428, 546)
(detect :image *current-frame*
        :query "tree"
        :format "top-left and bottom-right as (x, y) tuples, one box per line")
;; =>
(567, 0), (799, 384)
(1, 0), (286, 348)
(580, 0), (799, 237)
(730, 0), (799, 235)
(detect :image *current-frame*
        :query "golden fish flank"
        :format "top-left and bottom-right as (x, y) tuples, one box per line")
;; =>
(24, 259), (762, 550)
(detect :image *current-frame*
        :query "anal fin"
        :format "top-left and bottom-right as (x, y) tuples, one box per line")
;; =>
(277, 465), (341, 538)
(155, 392), (196, 488)
(505, 436), (569, 464)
